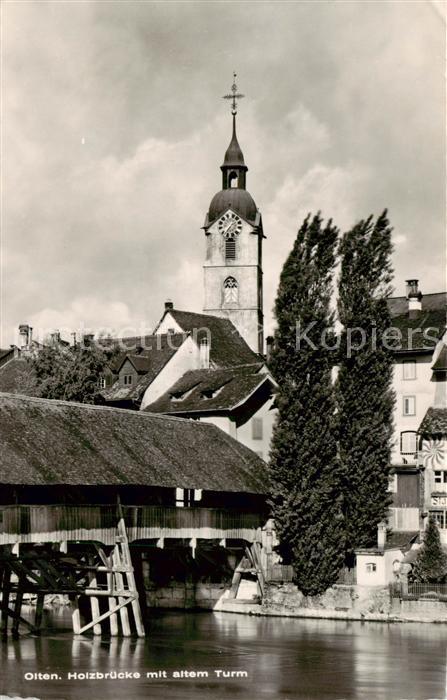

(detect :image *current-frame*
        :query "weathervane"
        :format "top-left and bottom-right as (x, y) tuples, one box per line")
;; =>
(223, 72), (244, 116)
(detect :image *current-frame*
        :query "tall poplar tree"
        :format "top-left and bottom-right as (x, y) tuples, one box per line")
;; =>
(336, 210), (395, 561)
(268, 213), (345, 596)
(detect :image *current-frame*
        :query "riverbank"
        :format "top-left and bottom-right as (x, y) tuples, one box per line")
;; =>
(214, 582), (447, 624)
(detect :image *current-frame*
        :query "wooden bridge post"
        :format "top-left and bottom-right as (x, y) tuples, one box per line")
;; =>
(87, 556), (101, 636)
(112, 546), (131, 637)
(70, 595), (81, 635)
(11, 588), (23, 637)
(1, 564), (11, 637)
(34, 593), (45, 631)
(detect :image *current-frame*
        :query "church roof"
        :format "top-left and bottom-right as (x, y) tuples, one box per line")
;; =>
(207, 189), (258, 226)
(144, 363), (273, 414)
(164, 309), (261, 366)
(0, 393), (268, 493)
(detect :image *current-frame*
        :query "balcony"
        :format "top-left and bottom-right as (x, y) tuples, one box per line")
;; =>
(0, 504), (264, 546)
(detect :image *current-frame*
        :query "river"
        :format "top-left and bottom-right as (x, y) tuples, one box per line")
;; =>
(0, 607), (446, 700)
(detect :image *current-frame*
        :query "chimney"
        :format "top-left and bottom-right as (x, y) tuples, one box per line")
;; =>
(377, 521), (387, 550)
(71, 332), (77, 347)
(406, 279), (422, 318)
(82, 333), (94, 347)
(165, 300), (174, 311)
(266, 335), (274, 363)
(50, 330), (61, 345)
(199, 336), (210, 369)
(18, 324), (31, 348)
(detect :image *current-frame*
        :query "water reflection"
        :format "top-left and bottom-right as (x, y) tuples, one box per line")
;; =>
(0, 608), (446, 700)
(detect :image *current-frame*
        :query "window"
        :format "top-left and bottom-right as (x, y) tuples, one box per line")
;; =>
(434, 471), (447, 484)
(223, 277), (238, 304)
(403, 396), (416, 416)
(400, 431), (417, 455)
(429, 511), (446, 529)
(387, 474), (397, 493)
(252, 417), (263, 440)
(175, 488), (194, 507)
(229, 171), (238, 188)
(98, 377), (107, 389)
(403, 361), (416, 380)
(123, 374), (133, 386)
(225, 238), (236, 260)
(366, 563), (377, 573)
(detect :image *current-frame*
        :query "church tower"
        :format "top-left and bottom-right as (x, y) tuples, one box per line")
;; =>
(203, 76), (264, 354)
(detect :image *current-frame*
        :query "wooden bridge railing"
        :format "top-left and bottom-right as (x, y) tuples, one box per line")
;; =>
(0, 504), (264, 545)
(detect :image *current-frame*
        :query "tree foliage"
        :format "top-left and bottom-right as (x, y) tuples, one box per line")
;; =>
(336, 210), (395, 559)
(31, 341), (117, 404)
(268, 213), (345, 596)
(412, 516), (447, 584)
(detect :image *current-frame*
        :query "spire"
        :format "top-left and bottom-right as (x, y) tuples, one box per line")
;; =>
(221, 73), (248, 189)
(223, 114), (245, 167)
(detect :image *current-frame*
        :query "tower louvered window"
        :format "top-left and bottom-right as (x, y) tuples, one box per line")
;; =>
(223, 276), (238, 303)
(225, 237), (236, 260)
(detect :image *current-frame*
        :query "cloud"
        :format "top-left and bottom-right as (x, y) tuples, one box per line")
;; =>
(2, 1), (444, 347)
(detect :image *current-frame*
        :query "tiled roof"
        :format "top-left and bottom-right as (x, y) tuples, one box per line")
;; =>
(387, 293), (446, 352)
(386, 531), (419, 550)
(419, 407), (447, 435)
(0, 358), (39, 396)
(101, 334), (187, 404)
(387, 309), (445, 352)
(433, 345), (447, 371)
(0, 348), (14, 362)
(145, 364), (273, 414)
(0, 393), (268, 493)
(166, 309), (260, 366)
(388, 292), (446, 316)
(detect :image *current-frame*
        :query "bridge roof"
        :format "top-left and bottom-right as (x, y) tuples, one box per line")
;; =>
(0, 393), (268, 494)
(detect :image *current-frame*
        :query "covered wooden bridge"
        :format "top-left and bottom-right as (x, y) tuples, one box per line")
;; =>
(0, 393), (270, 638)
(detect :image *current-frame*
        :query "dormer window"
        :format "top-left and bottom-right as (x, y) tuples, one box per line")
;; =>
(171, 383), (200, 402)
(123, 374), (133, 386)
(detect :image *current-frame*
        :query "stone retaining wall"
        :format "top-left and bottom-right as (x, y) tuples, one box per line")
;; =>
(259, 582), (447, 623)
(146, 582), (229, 609)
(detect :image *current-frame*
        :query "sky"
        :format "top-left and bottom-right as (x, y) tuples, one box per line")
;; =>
(2, 0), (445, 346)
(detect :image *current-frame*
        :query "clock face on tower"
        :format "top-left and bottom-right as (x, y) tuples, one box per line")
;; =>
(218, 212), (243, 239)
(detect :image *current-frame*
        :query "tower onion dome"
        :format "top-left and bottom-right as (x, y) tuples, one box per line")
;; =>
(207, 113), (257, 225)
(208, 189), (257, 224)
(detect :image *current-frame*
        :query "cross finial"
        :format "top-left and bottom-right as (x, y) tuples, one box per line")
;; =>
(222, 72), (244, 116)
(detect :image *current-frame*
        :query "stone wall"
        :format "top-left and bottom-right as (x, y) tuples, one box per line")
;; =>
(257, 582), (447, 622)
(146, 582), (230, 609)
(262, 583), (392, 618)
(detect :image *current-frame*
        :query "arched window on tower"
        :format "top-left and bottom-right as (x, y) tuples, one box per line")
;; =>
(223, 277), (238, 304)
(229, 171), (238, 188)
